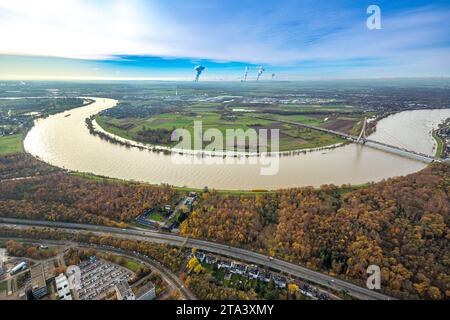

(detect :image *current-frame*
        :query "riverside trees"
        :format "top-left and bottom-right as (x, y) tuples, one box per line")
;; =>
(0, 152), (448, 299)
(181, 164), (449, 299)
(0, 156), (178, 226)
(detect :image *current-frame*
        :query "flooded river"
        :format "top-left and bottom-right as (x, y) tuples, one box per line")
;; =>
(23, 97), (450, 190)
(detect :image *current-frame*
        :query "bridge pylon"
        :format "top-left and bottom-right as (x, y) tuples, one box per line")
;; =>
(356, 117), (367, 144)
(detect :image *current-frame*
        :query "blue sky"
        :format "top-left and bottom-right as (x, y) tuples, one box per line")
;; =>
(0, 0), (449, 80)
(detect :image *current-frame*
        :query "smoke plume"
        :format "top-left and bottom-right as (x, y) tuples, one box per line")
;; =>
(256, 67), (265, 81)
(194, 65), (206, 82)
(243, 66), (249, 82)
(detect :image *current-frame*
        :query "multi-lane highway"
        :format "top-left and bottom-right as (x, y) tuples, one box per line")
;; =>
(0, 217), (394, 300)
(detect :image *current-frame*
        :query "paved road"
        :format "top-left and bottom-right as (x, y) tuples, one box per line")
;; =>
(82, 245), (197, 300)
(0, 236), (196, 300)
(0, 217), (394, 300)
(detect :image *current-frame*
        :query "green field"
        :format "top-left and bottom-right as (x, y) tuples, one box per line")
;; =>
(102, 253), (146, 273)
(0, 98), (90, 156)
(0, 134), (23, 155)
(0, 281), (7, 293)
(122, 258), (145, 273)
(432, 129), (444, 157)
(96, 109), (358, 152)
(148, 211), (165, 222)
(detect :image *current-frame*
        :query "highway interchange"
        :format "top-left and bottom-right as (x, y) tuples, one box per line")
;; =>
(0, 217), (394, 300)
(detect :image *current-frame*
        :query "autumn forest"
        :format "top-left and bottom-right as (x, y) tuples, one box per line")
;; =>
(0, 153), (448, 299)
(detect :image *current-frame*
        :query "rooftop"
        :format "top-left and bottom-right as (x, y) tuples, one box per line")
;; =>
(115, 280), (135, 300)
(30, 265), (46, 290)
(134, 281), (155, 299)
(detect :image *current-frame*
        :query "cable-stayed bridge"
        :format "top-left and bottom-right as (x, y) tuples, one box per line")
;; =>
(254, 116), (445, 163)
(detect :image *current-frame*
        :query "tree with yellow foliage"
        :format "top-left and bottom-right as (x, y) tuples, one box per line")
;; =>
(193, 264), (204, 274)
(428, 286), (442, 300)
(288, 283), (301, 300)
(187, 257), (200, 271)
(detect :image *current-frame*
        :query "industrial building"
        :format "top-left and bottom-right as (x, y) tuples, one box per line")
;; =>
(30, 260), (56, 300)
(10, 261), (28, 275)
(135, 281), (156, 301)
(115, 280), (156, 301)
(55, 273), (72, 300)
(115, 280), (135, 300)
(30, 264), (48, 299)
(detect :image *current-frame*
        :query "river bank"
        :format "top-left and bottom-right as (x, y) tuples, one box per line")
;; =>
(23, 97), (448, 190)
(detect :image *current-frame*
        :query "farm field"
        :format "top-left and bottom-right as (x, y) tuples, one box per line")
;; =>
(96, 105), (361, 152)
(0, 134), (23, 155)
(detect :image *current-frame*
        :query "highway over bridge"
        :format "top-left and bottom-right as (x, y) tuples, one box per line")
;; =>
(254, 115), (444, 163)
(0, 217), (395, 300)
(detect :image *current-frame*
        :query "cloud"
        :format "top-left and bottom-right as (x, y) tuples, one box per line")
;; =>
(0, 0), (151, 59)
(0, 0), (449, 77)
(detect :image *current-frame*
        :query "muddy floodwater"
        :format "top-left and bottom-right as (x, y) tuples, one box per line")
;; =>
(24, 97), (450, 190)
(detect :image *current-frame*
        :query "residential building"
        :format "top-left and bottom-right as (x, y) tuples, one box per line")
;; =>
(247, 265), (259, 280)
(217, 260), (232, 270)
(194, 251), (205, 262)
(231, 262), (247, 275)
(205, 255), (217, 265)
(188, 192), (197, 198)
(257, 271), (271, 283)
(184, 197), (195, 208)
(273, 275), (287, 289)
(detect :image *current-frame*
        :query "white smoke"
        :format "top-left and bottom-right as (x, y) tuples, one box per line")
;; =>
(243, 66), (249, 82)
(256, 67), (265, 81)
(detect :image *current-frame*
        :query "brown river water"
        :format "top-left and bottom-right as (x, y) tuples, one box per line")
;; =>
(23, 97), (450, 190)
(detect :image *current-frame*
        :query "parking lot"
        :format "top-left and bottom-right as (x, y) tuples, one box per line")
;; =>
(76, 257), (132, 300)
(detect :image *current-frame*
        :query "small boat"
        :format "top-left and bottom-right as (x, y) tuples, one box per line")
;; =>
(64, 114), (71, 117)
